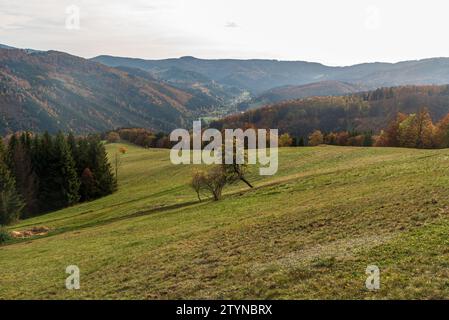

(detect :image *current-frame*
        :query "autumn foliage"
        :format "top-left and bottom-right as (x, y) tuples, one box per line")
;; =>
(312, 107), (449, 149)
(373, 108), (442, 148)
(108, 128), (172, 149)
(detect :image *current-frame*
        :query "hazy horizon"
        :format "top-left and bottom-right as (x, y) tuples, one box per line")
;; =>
(2, 0), (449, 66)
(5, 41), (449, 68)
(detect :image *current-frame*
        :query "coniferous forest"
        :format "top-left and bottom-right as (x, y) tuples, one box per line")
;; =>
(0, 132), (116, 225)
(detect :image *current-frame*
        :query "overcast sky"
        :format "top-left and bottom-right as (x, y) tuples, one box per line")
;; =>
(1, 0), (449, 66)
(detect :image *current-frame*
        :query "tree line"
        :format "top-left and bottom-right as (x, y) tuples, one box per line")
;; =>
(276, 130), (373, 147)
(106, 109), (449, 150)
(105, 128), (172, 149)
(374, 108), (449, 148)
(275, 108), (449, 149)
(0, 132), (117, 226)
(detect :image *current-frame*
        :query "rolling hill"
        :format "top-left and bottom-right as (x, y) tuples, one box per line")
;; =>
(0, 48), (222, 135)
(0, 44), (16, 50)
(239, 81), (369, 110)
(1, 144), (449, 299)
(212, 85), (449, 138)
(92, 55), (449, 95)
(5, 44), (449, 136)
(92, 55), (332, 94)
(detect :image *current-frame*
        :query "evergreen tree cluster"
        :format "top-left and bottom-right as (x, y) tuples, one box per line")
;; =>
(0, 132), (117, 225)
(0, 138), (24, 225)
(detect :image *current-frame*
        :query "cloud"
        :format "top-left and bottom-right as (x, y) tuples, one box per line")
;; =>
(0, 12), (33, 30)
(2, 0), (449, 65)
(225, 21), (239, 28)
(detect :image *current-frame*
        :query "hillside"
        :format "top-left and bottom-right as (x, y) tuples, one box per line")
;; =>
(5, 47), (449, 135)
(239, 81), (368, 110)
(0, 44), (16, 50)
(1, 144), (449, 299)
(212, 85), (449, 138)
(116, 65), (248, 116)
(92, 55), (449, 95)
(92, 55), (330, 94)
(0, 48), (218, 135)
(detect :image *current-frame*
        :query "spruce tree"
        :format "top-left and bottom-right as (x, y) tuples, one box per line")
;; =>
(5, 134), (18, 169)
(74, 137), (90, 177)
(88, 136), (117, 198)
(7, 133), (39, 217)
(34, 132), (54, 212)
(67, 133), (78, 166)
(51, 132), (80, 209)
(35, 132), (80, 212)
(0, 139), (24, 225)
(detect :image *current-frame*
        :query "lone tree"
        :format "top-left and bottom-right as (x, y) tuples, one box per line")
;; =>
(190, 142), (254, 201)
(191, 167), (228, 201)
(221, 141), (253, 188)
(222, 162), (253, 188)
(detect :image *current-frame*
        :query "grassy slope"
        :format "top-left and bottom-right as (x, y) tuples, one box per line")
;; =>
(1, 144), (449, 299)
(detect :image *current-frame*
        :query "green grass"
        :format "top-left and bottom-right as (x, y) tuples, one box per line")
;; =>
(1, 143), (449, 299)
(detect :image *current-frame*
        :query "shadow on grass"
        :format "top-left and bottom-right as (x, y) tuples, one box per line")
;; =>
(1, 199), (206, 247)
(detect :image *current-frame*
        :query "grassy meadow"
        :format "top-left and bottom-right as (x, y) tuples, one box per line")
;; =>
(1, 143), (449, 299)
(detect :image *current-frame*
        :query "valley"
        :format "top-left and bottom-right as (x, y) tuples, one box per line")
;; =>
(2, 41), (449, 301)
(5, 43), (449, 137)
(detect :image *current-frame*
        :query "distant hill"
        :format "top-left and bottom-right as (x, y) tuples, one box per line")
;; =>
(5, 43), (449, 135)
(114, 65), (225, 112)
(92, 55), (449, 96)
(0, 43), (39, 53)
(0, 48), (219, 134)
(116, 64), (249, 114)
(91, 55), (332, 94)
(149, 66), (249, 112)
(211, 85), (449, 138)
(0, 44), (16, 49)
(239, 81), (369, 110)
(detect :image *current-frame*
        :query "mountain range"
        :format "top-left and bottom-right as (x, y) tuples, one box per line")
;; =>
(92, 55), (449, 94)
(4, 43), (449, 134)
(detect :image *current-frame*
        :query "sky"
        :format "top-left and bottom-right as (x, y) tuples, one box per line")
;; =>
(1, 0), (449, 66)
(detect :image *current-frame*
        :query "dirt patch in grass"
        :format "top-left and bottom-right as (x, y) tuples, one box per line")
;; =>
(10, 226), (51, 238)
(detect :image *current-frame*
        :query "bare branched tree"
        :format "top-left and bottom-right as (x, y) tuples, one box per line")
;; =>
(190, 140), (254, 201)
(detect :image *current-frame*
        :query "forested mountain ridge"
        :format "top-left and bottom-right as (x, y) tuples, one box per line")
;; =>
(0, 44), (16, 49)
(5, 44), (449, 136)
(210, 85), (449, 138)
(115, 65), (245, 116)
(0, 48), (220, 135)
(92, 55), (337, 94)
(239, 80), (369, 110)
(92, 55), (449, 95)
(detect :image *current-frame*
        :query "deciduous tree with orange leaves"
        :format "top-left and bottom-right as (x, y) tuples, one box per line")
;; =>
(308, 130), (324, 146)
